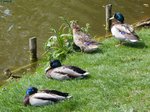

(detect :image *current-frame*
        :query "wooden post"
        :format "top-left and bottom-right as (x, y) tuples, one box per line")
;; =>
(105, 4), (112, 32)
(29, 37), (37, 62)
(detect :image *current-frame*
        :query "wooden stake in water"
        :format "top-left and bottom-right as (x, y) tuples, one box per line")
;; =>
(29, 37), (37, 62)
(105, 4), (112, 32)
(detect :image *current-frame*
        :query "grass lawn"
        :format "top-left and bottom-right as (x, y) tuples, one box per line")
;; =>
(0, 29), (149, 112)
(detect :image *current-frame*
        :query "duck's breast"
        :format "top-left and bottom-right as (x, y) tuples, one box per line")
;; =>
(73, 31), (86, 47)
(46, 69), (53, 78)
(111, 25), (126, 40)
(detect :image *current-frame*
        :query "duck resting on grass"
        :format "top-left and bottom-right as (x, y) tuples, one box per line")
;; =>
(24, 87), (72, 106)
(45, 60), (89, 80)
(3, 68), (21, 80)
(110, 12), (140, 46)
(71, 22), (100, 52)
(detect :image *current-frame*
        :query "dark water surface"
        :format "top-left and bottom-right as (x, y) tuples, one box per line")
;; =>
(0, 0), (149, 84)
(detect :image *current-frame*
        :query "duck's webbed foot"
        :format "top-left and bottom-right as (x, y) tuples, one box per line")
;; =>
(80, 47), (85, 52)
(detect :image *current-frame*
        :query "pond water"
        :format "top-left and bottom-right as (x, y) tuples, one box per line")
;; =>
(0, 0), (149, 84)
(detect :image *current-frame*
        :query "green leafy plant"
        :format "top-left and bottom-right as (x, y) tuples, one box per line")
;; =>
(44, 17), (74, 61)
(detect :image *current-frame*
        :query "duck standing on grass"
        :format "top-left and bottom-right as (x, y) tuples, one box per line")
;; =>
(110, 12), (139, 46)
(71, 22), (100, 52)
(24, 87), (72, 106)
(45, 60), (89, 80)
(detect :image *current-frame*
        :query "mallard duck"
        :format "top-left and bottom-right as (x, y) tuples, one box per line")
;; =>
(24, 87), (72, 106)
(3, 68), (21, 79)
(71, 23), (100, 52)
(110, 12), (139, 45)
(45, 60), (89, 80)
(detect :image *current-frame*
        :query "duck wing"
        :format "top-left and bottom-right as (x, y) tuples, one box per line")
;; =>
(115, 24), (133, 33)
(115, 24), (139, 41)
(76, 35), (99, 47)
(83, 40), (100, 46)
(65, 66), (87, 74)
(32, 93), (67, 102)
(35, 96), (59, 102)
(40, 90), (69, 97)
(74, 31), (91, 43)
(52, 66), (88, 78)
(78, 32), (100, 45)
(73, 30), (100, 51)
(78, 31), (92, 40)
(63, 66), (89, 78)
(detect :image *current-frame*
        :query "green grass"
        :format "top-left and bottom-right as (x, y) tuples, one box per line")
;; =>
(0, 29), (150, 112)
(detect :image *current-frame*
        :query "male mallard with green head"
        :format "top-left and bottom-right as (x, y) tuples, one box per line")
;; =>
(71, 23), (100, 52)
(110, 12), (139, 46)
(24, 87), (72, 106)
(45, 60), (89, 80)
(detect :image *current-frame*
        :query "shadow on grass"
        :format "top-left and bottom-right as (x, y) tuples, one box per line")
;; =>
(124, 41), (148, 49)
(73, 74), (91, 80)
(73, 44), (103, 54)
(83, 48), (103, 54)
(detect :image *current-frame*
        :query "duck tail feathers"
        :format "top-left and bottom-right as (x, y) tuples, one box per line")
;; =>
(83, 72), (89, 76)
(67, 95), (72, 99)
(81, 72), (89, 78)
(130, 39), (139, 43)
